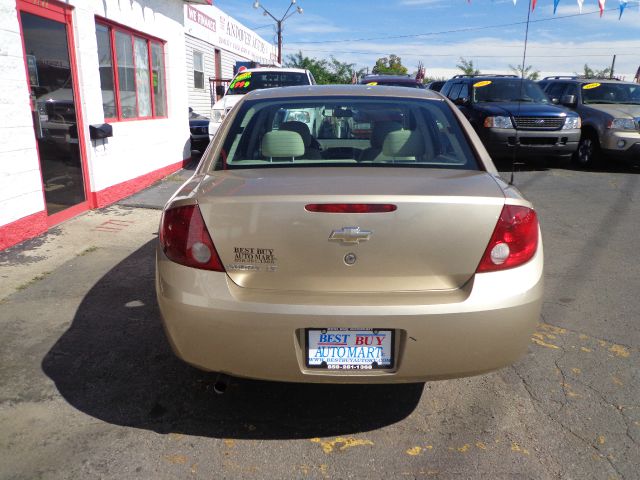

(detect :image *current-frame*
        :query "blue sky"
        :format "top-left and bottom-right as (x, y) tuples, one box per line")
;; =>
(216, 0), (640, 79)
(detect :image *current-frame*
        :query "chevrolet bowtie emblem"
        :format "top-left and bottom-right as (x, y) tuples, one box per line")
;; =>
(329, 227), (372, 245)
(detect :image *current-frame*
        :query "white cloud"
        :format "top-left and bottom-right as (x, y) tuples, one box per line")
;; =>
(285, 36), (640, 80)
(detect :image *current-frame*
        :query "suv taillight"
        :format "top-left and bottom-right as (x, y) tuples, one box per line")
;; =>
(160, 205), (225, 271)
(476, 205), (538, 273)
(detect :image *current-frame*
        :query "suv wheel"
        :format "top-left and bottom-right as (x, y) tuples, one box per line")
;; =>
(573, 132), (600, 168)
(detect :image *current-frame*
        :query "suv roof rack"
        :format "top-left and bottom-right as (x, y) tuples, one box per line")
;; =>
(544, 75), (624, 81)
(577, 75), (623, 81)
(451, 74), (519, 79)
(363, 73), (412, 78)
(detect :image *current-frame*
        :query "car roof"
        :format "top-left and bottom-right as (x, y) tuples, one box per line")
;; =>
(448, 75), (524, 82)
(545, 78), (638, 86)
(243, 84), (443, 100)
(236, 67), (309, 74)
(361, 74), (416, 80)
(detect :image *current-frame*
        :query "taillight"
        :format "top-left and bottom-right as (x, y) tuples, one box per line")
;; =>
(159, 205), (225, 271)
(305, 204), (397, 213)
(476, 205), (538, 273)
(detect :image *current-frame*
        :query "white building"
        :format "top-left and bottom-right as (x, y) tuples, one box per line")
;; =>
(0, 0), (273, 251)
(184, 3), (278, 116)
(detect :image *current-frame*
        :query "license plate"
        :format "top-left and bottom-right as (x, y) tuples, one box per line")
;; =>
(306, 328), (394, 370)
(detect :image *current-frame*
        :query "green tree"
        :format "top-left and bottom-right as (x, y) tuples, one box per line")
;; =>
(509, 64), (540, 80)
(284, 51), (365, 84)
(372, 54), (408, 75)
(456, 57), (481, 76)
(284, 50), (331, 84)
(578, 64), (611, 79)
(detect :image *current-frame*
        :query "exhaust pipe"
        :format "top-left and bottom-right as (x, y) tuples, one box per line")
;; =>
(213, 373), (230, 395)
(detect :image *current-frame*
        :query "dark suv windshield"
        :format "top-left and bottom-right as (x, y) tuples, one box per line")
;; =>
(473, 79), (549, 104)
(227, 71), (309, 95)
(581, 82), (640, 105)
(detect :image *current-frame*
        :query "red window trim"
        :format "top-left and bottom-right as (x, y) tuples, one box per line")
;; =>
(95, 16), (167, 122)
(17, 0), (96, 220)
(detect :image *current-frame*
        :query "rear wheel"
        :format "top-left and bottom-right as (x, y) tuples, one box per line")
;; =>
(573, 131), (600, 168)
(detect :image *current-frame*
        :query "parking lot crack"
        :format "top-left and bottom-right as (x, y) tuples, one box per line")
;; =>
(512, 364), (626, 479)
(554, 355), (570, 406)
(511, 366), (564, 408)
(537, 403), (624, 479)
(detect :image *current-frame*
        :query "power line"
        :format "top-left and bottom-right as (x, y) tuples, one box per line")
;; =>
(283, 48), (639, 59)
(287, 4), (638, 46)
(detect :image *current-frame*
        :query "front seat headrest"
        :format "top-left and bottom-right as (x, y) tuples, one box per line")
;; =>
(280, 121), (312, 148)
(382, 129), (425, 158)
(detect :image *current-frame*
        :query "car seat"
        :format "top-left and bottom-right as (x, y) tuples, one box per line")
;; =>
(279, 121), (322, 159)
(260, 130), (305, 161)
(358, 121), (403, 161)
(381, 129), (426, 162)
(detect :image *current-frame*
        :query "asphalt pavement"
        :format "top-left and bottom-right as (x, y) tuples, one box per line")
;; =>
(0, 157), (639, 479)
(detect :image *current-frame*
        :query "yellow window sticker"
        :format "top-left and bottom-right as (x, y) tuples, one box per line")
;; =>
(235, 72), (252, 81)
(583, 82), (601, 90)
(366, 82), (378, 86)
(473, 80), (492, 88)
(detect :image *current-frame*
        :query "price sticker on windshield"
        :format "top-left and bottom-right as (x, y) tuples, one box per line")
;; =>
(583, 82), (601, 90)
(473, 80), (492, 88)
(235, 72), (252, 81)
(230, 72), (252, 89)
(366, 82), (378, 86)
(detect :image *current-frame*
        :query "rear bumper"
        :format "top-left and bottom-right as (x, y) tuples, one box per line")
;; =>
(156, 243), (543, 384)
(481, 128), (580, 159)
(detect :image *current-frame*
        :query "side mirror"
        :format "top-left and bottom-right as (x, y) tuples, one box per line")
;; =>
(561, 94), (577, 107)
(454, 97), (470, 106)
(551, 97), (559, 105)
(215, 85), (226, 97)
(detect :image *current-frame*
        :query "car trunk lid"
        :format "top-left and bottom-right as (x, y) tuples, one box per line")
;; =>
(197, 168), (505, 293)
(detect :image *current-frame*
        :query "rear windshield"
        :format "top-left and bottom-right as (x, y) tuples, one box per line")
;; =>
(227, 71), (309, 95)
(473, 79), (549, 104)
(212, 97), (480, 170)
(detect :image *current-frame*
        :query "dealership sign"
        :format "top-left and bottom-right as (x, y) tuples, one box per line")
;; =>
(185, 4), (277, 64)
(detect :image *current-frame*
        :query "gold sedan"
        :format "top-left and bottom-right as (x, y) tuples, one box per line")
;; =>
(156, 85), (543, 383)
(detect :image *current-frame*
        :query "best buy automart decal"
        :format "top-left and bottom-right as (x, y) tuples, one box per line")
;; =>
(473, 80), (492, 88)
(583, 83), (601, 90)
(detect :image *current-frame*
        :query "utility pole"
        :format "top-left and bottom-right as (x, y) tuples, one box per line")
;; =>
(277, 20), (282, 66)
(253, 1), (303, 65)
(610, 54), (616, 79)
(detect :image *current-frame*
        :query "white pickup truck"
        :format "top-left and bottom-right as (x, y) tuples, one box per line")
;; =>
(209, 67), (315, 138)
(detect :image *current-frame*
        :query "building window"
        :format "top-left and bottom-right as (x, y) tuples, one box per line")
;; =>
(193, 51), (204, 89)
(95, 19), (167, 120)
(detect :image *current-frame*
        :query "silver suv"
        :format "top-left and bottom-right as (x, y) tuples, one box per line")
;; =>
(541, 77), (640, 167)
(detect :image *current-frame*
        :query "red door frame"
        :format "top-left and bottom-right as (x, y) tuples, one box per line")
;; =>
(16, 0), (95, 228)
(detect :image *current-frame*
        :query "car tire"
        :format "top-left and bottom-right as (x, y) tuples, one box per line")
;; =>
(573, 132), (600, 168)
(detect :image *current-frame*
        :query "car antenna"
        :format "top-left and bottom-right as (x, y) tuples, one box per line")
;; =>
(511, 0), (533, 186)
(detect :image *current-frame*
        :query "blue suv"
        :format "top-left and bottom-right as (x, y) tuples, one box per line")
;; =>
(440, 75), (581, 160)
